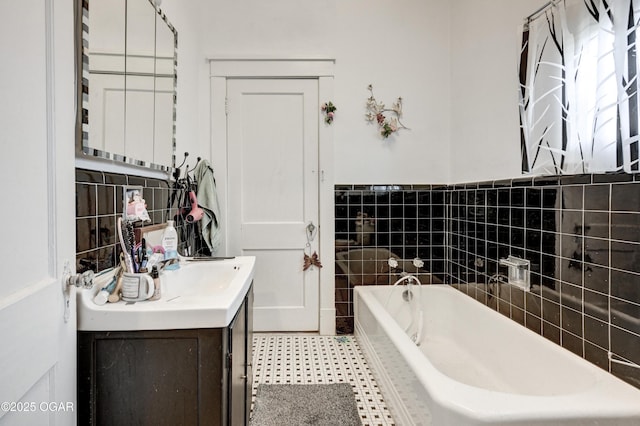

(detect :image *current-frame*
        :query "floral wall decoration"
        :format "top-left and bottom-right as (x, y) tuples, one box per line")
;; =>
(321, 101), (337, 124)
(365, 84), (409, 138)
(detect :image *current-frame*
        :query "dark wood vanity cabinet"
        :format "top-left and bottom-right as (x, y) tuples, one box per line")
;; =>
(229, 287), (253, 426)
(78, 286), (253, 426)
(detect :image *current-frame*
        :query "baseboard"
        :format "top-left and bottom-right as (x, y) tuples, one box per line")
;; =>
(319, 307), (335, 335)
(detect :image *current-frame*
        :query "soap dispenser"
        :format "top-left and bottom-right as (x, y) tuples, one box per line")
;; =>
(162, 220), (178, 260)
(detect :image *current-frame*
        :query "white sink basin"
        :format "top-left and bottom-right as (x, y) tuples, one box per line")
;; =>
(77, 256), (255, 331)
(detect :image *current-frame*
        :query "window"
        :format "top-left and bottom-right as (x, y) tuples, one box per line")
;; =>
(519, 0), (640, 174)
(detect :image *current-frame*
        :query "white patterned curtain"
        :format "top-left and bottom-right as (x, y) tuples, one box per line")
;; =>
(520, 0), (640, 174)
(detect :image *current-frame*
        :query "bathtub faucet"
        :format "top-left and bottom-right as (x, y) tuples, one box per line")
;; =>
(387, 257), (422, 295)
(394, 269), (414, 290)
(487, 272), (507, 300)
(390, 268), (424, 346)
(395, 272), (418, 301)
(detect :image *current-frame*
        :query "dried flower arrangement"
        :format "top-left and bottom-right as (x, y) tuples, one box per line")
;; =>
(365, 84), (408, 138)
(321, 101), (337, 124)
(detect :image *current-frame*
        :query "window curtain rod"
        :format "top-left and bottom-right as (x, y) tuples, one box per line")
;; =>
(525, 0), (560, 23)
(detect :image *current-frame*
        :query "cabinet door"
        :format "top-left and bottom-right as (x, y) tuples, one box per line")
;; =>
(245, 286), (254, 419)
(229, 300), (247, 426)
(78, 329), (224, 426)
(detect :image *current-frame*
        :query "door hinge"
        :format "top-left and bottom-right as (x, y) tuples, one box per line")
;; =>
(225, 97), (229, 116)
(226, 352), (232, 369)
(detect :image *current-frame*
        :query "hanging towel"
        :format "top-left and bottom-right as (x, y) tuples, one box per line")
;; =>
(193, 159), (222, 253)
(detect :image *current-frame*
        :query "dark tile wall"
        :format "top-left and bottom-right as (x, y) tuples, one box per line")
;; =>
(75, 169), (171, 273)
(335, 174), (640, 388)
(449, 173), (640, 388)
(334, 185), (447, 333)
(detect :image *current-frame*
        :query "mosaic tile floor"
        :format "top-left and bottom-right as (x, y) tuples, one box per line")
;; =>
(252, 334), (395, 426)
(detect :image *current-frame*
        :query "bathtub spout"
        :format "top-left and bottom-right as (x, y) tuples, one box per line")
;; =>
(402, 288), (413, 302)
(391, 274), (424, 345)
(392, 274), (423, 287)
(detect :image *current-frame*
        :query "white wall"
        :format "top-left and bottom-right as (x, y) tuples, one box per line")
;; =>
(158, 1), (205, 167)
(163, 0), (548, 185)
(333, 0), (451, 184)
(163, 0), (451, 184)
(162, 0), (336, 175)
(449, 0), (549, 183)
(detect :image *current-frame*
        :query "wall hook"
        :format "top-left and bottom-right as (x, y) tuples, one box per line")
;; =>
(187, 157), (202, 175)
(173, 152), (189, 180)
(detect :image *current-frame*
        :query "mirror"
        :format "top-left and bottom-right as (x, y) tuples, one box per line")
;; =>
(76, 0), (177, 171)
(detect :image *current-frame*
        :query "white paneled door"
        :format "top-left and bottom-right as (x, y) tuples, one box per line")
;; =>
(227, 78), (320, 331)
(0, 0), (77, 425)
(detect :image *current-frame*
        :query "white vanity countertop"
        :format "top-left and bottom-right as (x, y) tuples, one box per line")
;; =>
(77, 256), (255, 331)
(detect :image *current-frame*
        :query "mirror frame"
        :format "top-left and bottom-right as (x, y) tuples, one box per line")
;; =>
(74, 0), (178, 172)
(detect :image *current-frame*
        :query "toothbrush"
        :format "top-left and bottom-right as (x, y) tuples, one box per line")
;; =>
(117, 217), (135, 273)
(125, 220), (138, 272)
(140, 238), (148, 269)
(108, 257), (127, 303)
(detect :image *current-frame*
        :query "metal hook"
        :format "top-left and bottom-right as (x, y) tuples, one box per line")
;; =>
(176, 152), (189, 169)
(173, 152), (189, 181)
(187, 157), (202, 174)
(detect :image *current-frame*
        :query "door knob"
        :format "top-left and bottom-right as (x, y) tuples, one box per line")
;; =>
(66, 270), (95, 289)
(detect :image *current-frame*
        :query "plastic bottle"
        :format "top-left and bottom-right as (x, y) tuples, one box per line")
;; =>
(93, 289), (110, 305)
(150, 266), (161, 301)
(93, 275), (118, 305)
(162, 220), (178, 260)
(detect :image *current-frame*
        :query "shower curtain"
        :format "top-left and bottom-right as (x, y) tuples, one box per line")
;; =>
(519, 0), (640, 174)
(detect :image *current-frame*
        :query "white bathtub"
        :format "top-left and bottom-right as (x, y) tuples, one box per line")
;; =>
(354, 284), (640, 425)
